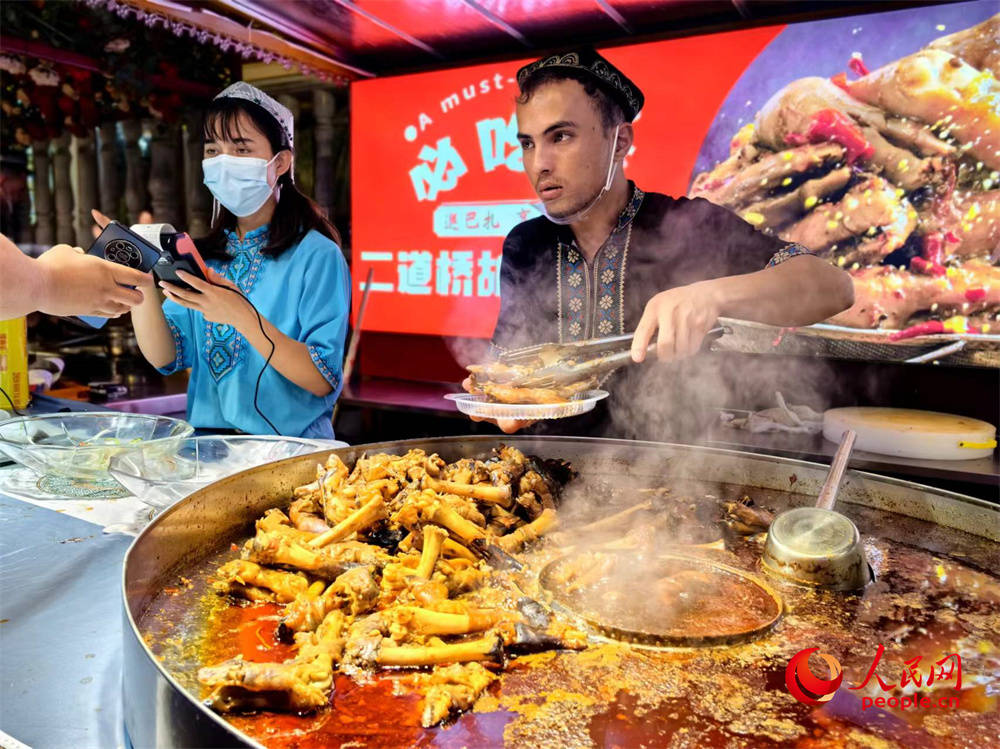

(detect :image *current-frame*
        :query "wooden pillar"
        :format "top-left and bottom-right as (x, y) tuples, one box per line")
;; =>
(277, 93), (306, 197)
(312, 88), (335, 220)
(32, 140), (54, 246)
(332, 110), (349, 233)
(51, 132), (75, 245)
(72, 129), (100, 246)
(98, 122), (123, 219)
(148, 120), (182, 227)
(122, 119), (147, 224)
(182, 111), (212, 237)
(277, 93), (301, 123)
(14, 171), (33, 245)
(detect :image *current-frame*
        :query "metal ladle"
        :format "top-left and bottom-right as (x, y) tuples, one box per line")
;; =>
(762, 429), (871, 590)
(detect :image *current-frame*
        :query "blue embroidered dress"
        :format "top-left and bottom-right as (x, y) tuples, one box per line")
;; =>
(158, 226), (350, 438)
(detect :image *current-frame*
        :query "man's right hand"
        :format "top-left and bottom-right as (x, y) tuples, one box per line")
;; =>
(35, 244), (151, 318)
(460, 376), (536, 434)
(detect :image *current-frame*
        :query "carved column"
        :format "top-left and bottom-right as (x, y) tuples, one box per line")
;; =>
(32, 140), (54, 246)
(14, 172), (32, 245)
(98, 122), (122, 219)
(277, 93), (301, 123)
(51, 132), (75, 245)
(276, 93), (306, 198)
(121, 119), (146, 224)
(182, 111), (212, 237)
(313, 88), (335, 220)
(72, 129), (100, 246)
(147, 120), (182, 227)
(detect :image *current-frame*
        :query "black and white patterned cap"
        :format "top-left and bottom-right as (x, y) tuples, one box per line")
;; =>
(214, 81), (294, 149)
(517, 47), (644, 122)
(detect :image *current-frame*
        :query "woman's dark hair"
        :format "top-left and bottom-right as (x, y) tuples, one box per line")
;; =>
(197, 97), (341, 260)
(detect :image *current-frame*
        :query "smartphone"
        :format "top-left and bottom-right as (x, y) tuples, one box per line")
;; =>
(77, 222), (162, 328)
(153, 232), (210, 292)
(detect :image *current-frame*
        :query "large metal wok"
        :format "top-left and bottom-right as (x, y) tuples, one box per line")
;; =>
(122, 436), (1000, 748)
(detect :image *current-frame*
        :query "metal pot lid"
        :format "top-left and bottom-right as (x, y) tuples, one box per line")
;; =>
(540, 550), (783, 648)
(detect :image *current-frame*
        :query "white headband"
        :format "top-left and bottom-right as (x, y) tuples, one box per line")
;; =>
(214, 81), (294, 150)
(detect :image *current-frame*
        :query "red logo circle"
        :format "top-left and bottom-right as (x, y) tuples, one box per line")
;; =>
(786, 647), (843, 705)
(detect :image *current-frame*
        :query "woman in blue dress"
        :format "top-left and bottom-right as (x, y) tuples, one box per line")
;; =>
(129, 82), (350, 439)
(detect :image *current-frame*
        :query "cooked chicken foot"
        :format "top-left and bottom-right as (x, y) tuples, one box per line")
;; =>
(414, 525), (448, 580)
(288, 497), (331, 534)
(550, 500), (653, 547)
(386, 606), (503, 638)
(424, 475), (513, 507)
(378, 633), (503, 668)
(213, 560), (311, 603)
(404, 662), (498, 728)
(199, 656), (333, 712)
(281, 565), (379, 633)
(308, 494), (386, 548)
(497, 508), (558, 552)
(245, 531), (385, 580)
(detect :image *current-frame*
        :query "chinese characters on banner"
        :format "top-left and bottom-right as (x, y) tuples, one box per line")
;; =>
(408, 116), (523, 203)
(361, 250), (501, 299)
(352, 27), (786, 336)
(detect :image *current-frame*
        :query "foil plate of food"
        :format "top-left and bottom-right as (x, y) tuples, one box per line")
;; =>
(446, 389), (609, 420)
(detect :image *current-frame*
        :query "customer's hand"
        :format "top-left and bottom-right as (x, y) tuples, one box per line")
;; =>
(460, 376), (536, 434)
(34, 244), (149, 317)
(90, 209), (157, 297)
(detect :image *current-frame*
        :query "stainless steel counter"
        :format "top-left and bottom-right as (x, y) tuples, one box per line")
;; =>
(704, 421), (1000, 498)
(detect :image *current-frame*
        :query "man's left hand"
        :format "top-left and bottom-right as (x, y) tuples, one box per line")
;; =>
(631, 280), (720, 363)
(160, 269), (253, 329)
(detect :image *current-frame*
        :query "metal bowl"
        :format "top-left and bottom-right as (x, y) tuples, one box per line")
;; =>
(0, 412), (193, 482)
(109, 436), (344, 510)
(761, 507), (871, 591)
(122, 437), (1000, 748)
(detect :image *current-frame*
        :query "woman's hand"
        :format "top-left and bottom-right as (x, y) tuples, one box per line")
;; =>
(160, 269), (254, 329)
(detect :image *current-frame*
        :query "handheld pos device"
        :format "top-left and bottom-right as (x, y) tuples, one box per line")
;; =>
(78, 222), (209, 327)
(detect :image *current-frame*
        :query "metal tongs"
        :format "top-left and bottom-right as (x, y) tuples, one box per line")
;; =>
(492, 325), (728, 389)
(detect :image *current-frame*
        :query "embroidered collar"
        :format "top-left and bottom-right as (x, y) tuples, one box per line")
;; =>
(224, 224), (269, 256)
(615, 182), (644, 232)
(553, 182), (645, 245)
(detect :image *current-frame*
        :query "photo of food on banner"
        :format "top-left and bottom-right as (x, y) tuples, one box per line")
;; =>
(689, 15), (998, 340)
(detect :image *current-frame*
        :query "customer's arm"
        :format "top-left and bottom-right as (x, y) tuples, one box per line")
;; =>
(0, 233), (149, 320)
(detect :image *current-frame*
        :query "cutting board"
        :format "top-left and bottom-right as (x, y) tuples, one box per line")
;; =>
(823, 407), (997, 461)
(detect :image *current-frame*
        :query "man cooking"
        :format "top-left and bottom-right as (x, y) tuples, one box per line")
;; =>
(464, 48), (854, 438)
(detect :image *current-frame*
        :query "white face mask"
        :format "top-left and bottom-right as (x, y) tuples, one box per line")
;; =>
(542, 123), (621, 226)
(202, 153), (279, 218)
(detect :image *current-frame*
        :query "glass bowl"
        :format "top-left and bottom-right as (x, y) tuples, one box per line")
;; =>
(0, 412), (194, 484)
(108, 435), (344, 510)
